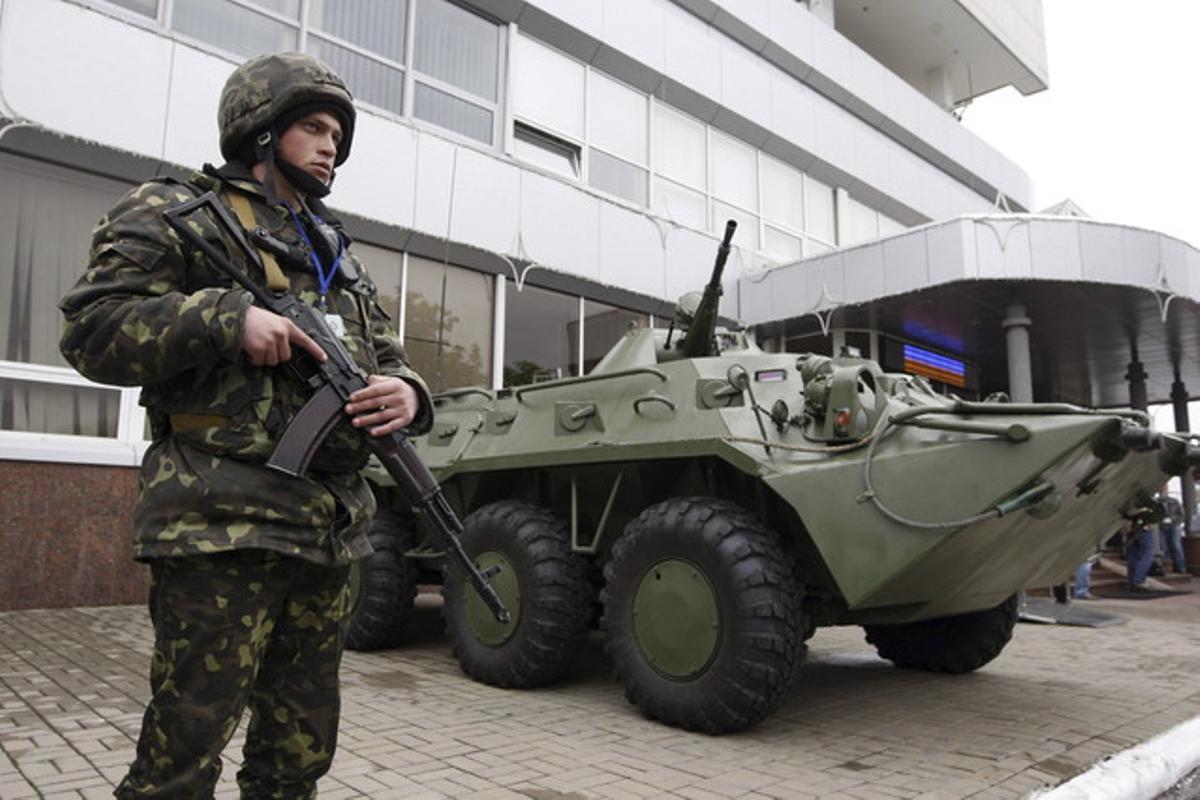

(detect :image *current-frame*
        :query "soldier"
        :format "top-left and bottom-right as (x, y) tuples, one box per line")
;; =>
(59, 53), (431, 799)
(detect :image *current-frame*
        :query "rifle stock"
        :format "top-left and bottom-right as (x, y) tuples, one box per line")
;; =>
(163, 192), (511, 624)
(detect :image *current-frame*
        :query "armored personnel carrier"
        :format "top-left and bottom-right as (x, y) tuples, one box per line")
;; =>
(348, 222), (1195, 734)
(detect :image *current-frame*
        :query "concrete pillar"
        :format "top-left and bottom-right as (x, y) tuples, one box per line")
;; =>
(1126, 343), (1148, 411)
(831, 328), (846, 357)
(1002, 304), (1033, 403)
(1171, 369), (1196, 525)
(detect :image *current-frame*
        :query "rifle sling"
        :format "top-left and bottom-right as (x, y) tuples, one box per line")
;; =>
(225, 191), (288, 292)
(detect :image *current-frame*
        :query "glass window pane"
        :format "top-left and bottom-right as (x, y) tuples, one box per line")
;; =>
(404, 256), (493, 392)
(414, 0), (499, 101)
(844, 196), (879, 245)
(763, 226), (801, 262)
(879, 213), (906, 237)
(583, 300), (647, 374)
(350, 242), (404, 324)
(588, 71), (648, 165)
(761, 155), (803, 231)
(1, 155), (128, 369)
(806, 238), (833, 257)
(1, 379), (119, 437)
(805, 174), (835, 243)
(653, 104), (705, 188)
(588, 149), (647, 206)
(309, 0), (406, 62)
(513, 123), (580, 178)
(504, 284), (579, 386)
(710, 131), (756, 211)
(651, 177), (705, 229)
(308, 37), (403, 114)
(244, 0), (298, 15)
(711, 201), (758, 250)
(108, 0), (158, 17)
(172, 0), (297, 59)
(414, 82), (493, 144)
(512, 34), (585, 140)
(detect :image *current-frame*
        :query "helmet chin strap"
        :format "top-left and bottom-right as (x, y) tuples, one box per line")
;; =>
(253, 130), (333, 203)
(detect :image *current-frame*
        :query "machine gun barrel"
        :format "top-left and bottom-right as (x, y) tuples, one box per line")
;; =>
(162, 192), (511, 624)
(678, 219), (737, 358)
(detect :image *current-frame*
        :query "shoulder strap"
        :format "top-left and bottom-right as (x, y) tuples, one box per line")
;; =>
(224, 190), (289, 292)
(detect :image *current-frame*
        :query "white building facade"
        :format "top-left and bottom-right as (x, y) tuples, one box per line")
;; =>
(0, 0), (1049, 471)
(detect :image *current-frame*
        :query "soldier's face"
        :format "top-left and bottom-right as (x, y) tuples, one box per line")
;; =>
(278, 111), (343, 185)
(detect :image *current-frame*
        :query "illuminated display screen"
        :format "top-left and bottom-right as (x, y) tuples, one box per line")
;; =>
(902, 344), (966, 388)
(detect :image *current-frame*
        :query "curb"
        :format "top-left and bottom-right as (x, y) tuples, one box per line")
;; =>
(1029, 715), (1200, 799)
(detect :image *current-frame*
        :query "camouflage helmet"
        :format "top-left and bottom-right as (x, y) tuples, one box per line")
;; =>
(218, 52), (356, 166)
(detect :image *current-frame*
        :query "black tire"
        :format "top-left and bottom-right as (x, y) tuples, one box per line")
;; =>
(863, 594), (1020, 674)
(602, 497), (802, 734)
(444, 501), (591, 688)
(344, 508), (418, 651)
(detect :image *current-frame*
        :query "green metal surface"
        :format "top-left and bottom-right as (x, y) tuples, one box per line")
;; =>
(464, 551), (520, 646)
(632, 559), (720, 679)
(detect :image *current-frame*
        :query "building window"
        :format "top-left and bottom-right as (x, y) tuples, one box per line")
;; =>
(105, 0), (158, 18)
(513, 123), (580, 179)
(404, 255), (493, 393)
(503, 283), (579, 386)
(411, 0), (501, 144)
(307, 0), (408, 115)
(172, 0), (299, 59)
(587, 71), (649, 206)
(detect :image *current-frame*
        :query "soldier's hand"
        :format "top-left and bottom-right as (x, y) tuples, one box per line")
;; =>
(242, 306), (327, 366)
(346, 375), (419, 435)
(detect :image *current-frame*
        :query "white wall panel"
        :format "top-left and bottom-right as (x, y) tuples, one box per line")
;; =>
(1, 0), (171, 159)
(841, 245), (884, 304)
(663, 6), (721, 103)
(1118, 228), (1165, 289)
(161, 47), (233, 171)
(765, 0), (814, 66)
(810, 101), (856, 174)
(1160, 236), (1193, 300)
(524, 0), (603, 39)
(411, 133), (458, 238)
(334, 117), (418, 231)
(974, 218), (1032, 279)
(597, 203), (667, 297)
(1028, 218), (1083, 281)
(602, 0), (666, 76)
(881, 231), (927, 296)
(1077, 224), (1127, 286)
(517, 171), (601, 280)
(718, 36), (771, 126)
(768, 69), (816, 155)
(449, 148), (521, 255)
(926, 219), (973, 285)
(664, 226), (720, 304)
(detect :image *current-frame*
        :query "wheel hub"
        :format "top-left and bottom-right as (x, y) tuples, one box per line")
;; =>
(464, 551), (520, 646)
(632, 558), (720, 679)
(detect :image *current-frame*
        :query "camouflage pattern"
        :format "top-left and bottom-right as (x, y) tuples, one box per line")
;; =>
(218, 52), (356, 165)
(115, 550), (351, 799)
(59, 163), (432, 566)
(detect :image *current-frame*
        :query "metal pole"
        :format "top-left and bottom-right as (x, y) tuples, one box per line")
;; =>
(1002, 304), (1033, 403)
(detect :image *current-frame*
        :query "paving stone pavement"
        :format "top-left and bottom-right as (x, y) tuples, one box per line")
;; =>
(2, 584), (1198, 800)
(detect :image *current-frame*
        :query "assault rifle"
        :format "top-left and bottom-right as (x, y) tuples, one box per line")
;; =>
(163, 192), (510, 624)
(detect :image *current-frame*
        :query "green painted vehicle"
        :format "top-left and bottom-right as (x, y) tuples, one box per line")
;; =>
(347, 222), (1195, 734)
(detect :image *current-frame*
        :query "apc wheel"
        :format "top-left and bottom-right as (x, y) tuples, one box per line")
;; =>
(602, 497), (801, 734)
(444, 501), (591, 688)
(863, 594), (1020, 674)
(345, 508), (418, 651)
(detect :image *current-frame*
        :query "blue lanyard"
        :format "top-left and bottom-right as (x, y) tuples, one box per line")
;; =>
(289, 208), (344, 304)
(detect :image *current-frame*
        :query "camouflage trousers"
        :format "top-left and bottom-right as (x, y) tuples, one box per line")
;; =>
(115, 550), (352, 799)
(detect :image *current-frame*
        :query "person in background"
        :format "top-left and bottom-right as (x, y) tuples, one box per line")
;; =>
(1159, 490), (1187, 574)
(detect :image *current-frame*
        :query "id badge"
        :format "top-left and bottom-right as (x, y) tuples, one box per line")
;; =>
(324, 313), (346, 338)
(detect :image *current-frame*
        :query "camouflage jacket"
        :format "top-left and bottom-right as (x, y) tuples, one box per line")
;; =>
(60, 163), (432, 566)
